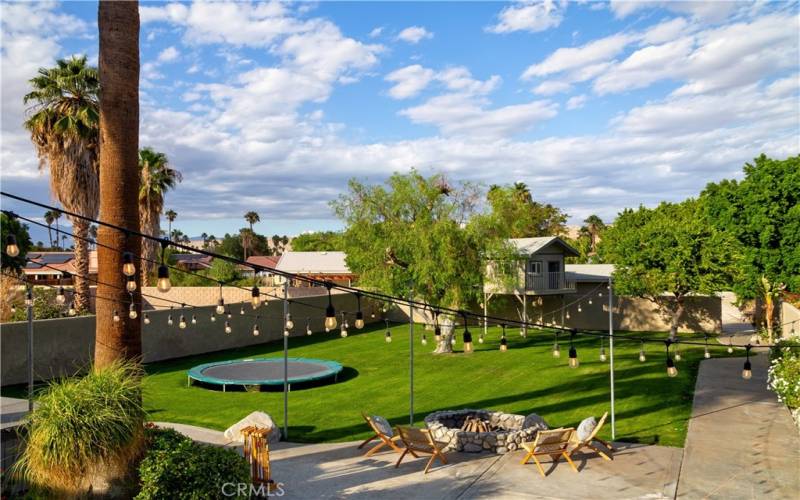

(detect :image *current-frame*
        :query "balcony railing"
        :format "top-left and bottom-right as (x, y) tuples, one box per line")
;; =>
(525, 271), (575, 292)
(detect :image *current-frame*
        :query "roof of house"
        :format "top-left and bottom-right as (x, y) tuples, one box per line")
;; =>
(275, 251), (351, 275)
(565, 264), (615, 282)
(22, 251), (98, 275)
(245, 255), (280, 270)
(509, 237), (580, 257)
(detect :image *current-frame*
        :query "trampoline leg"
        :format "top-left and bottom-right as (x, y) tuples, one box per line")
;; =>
(187, 376), (191, 388)
(288, 384), (291, 392)
(223, 384), (226, 393)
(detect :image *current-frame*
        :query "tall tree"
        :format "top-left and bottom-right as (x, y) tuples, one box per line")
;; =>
(580, 214), (606, 258)
(483, 184), (567, 238)
(164, 209), (177, 242)
(24, 56), (99, 311)
(43, 210), (56, 247)
(138, 147), (181, 284)
(243, 211), (260, 259)
(292, 231), (344, 251)
(332, 171), (515, 353)
(701, 154), (800, 297)
(95, 0), (141, 368)
(601, 200), (740, 339)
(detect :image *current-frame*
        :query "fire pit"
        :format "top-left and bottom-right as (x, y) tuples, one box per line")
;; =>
(425, 409), (548, 454)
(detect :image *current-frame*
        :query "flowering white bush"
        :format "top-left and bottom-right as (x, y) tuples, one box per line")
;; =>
(768, 341), (800, 408)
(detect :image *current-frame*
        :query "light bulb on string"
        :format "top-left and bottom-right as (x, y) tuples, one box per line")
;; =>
(5, 233), (20, 257)
(25, 288), (32, 307)
(433, 310), (441, 344)
(143, 313), (150, 325)
(285, 312), (294, 331)
(178, 314), (187, 329)
(226, 307), (232, 319)
(340, 313), (348, 337)
(479, 331), (485, 344)
(577, 305), (582, 313)
(156, 240), (171, 292)
(129, 302), (138, 320)
(566, 311), (570, 320)
(68, 301), (76, 316)
(421, 333), (428, 346)
(113, 310), (120, 322)
(224, 321), (232, 334)
(742, 344), (752, 380)
(354, 293), (365, 329)
(588, 298), (593, 305)
(552, 332), (561, 357)
(11, 303), (16, 314)
(599, 337), (607, 362)
(665, 340), (678, 377)
(251, 283), (261, 309)
(56, 286), (66, 304)
(324, 283), (337, 330)
(210, 314), (216, 323)
(384, 319), (392, 343)
(674, 342), (682, 362)
(122, 251), (136, 277)
(239, 305), (245, 315)
(215, 284), (225, 314)
(639, 341), (646, 362)
(704, 335), (711, 359)
(126, 275), (137, 292)
(462, 314), (473, 353)
(727, 336), (734, 354)
(568, 330), (579, 368)
(191, 314), (197, 325)
(167, 307), (174, 326)
(500, 324), (508, 352)
(306, 318), (312, 336)
(253, 322), (260, 336)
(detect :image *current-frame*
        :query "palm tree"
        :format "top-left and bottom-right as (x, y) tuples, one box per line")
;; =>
(139, 148), (181, 284)
(24, 56), (99, 311)
(243, 211), (260, 259)
(164, 209), (177, 242)
(513, 182), (532, 204)
(95, 1), (142, 368)
(581, 214), (606, 257)
(88, 224), (98, 250)
(43, 210), (56, 247)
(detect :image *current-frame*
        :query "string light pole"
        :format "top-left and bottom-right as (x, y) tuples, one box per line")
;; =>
(282, 278), (289, 440)
(408, 283), (414, 426)
(26, 285), (34, 412)
(608, 276), (616, 440)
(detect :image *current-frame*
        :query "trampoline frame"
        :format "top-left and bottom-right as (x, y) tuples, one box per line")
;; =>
(187, 357), (343, 391)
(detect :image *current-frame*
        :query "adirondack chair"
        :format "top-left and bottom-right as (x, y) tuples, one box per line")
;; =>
(394, 426), (449, 474)
(357, 412), (404, 456)
(520, 428), (578, 477)
(568, 412), (614, 461)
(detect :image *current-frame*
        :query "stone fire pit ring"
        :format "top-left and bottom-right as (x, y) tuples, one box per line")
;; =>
(425, 409), (548, 454)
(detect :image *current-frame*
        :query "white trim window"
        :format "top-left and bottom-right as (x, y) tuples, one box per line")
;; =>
(529, 260), (542, 276)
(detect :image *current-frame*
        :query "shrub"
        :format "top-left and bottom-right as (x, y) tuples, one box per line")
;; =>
(768, 340), (800, 408)
(136, 427), (249, 500)
(16, 360), (146, 497)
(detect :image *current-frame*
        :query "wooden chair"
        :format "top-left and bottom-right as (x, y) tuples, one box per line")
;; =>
(357, 412), (404, 456)
(394, 426), (449, 474)
(520, 428), (578, 477)
(568, 412), (614, 461)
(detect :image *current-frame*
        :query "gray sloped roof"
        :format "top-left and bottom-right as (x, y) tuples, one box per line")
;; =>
(509, 237), (580, 257)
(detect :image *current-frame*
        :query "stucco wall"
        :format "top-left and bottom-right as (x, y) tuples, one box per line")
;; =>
(1, 291), (375, 386)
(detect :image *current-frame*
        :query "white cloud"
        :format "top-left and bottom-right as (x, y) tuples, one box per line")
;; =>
(533, 80), (573, 95)
(369, 27), (383, 38)
(385, 65), (436, 99)
(609, 1), (744, 22)
(566, 94), (587, 110)
(487, 0), (566, 34)
(522, 33), (632, 78)
(158, 46), (180, 62)
(397, 26), (433, 44)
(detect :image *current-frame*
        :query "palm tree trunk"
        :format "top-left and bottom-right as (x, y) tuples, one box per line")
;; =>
(47, 224), (53, 248)
(72, 218), (91, 311)
(95, 0), (141, 368)
(55, 218), (60, 249)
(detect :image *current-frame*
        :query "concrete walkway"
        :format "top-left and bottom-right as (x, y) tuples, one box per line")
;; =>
(158, 353), (799, 499)
(676, 352), (800, 499)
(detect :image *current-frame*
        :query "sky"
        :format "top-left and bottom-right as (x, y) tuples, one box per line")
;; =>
(1, 0), (798, 243)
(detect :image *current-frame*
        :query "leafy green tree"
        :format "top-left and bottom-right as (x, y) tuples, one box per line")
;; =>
(291, 231), (344, 251)
(332, 171), (515, 353)
(482, 183), (567, 238)
(207, 258), (240, 284)
(601, 200), (740, 339)
(701, 154), (800, 297)
(216, 232), (270, 260)
(1, 213), (33, 273)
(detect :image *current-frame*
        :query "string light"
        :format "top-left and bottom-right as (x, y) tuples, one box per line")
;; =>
(324, 283), (337, 330)
(340, 313), (348, 337)
(639, 341), (646, 362)
(568, 329), (579, 368)
(421, 333), (428, 345)
(210, 313), (216, 323)
(226, 307), (232, 319)
(478, 330), (485, 344)
(128, 301), (137, 319)
(433, 310), (441, 344)
(577, 305), (582, 313)
(665, 340), (678, 377)
(144, 313), (150, 325)
(552, 331), (560, 357)
(113, 309), (120, 322)
(167, 307), (174, 326)
(742, 344), (752, 380)
(355, 293), (365, 329)
(500, 324), (507, 352)
(67, 300), (76, 316)
(25, 287), (32, 307)
(178, 314), (187, 329)
(704, 335), (711, 359)
(251, 284), (261, 309)
(285, 312), (294, 331)
(462, 314), (473, 353)
(674, 342), (682, 362)
(224, 321), (232, 334)
(253, 321), (260, 336)
(215, 284), (225, 315)
(56, 286), (66, 304)
(566, 311), (571, 320)
(126, 275), (136, 292)
(727, 336), (734, 354)
(384, 319), (392, 343)
(5, 233), (19, 257)
(599, 336), (607, 362)
(191, 314), (197, 325)
(588, 298), (593, 305)
(306, 318), (312, 336)
(122, 251), (135, 277)
(156, 240), (171, 292)
(239, 305), (245, 315)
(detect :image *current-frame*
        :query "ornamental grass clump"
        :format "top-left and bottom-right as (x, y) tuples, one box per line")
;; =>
(16, 360), (146, 497)
(768, 340), (800, 408)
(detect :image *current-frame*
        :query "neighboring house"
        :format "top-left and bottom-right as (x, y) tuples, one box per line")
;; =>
(275, 251), (355, 286)
(171, 253), (212, 271)
(22, 251), (98, 285)
(239, 255), (281, 285)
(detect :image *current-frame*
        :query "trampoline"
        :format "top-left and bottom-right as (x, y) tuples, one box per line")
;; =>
(187, 357), (343, 391)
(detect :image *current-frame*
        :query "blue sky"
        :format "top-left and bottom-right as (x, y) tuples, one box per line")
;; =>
(1, 1), (798, 243)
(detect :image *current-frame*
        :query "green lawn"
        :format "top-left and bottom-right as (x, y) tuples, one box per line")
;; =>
(139, 323), (738, 448)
